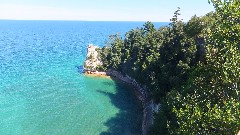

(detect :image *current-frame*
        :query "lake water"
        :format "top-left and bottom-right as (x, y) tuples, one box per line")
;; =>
(0, 21), (167, 135)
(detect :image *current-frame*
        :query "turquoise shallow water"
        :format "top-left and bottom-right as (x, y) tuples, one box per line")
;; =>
(0, 21), (167, 135)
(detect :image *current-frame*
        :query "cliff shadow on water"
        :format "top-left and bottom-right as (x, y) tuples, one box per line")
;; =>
(97, 77), (143, 135)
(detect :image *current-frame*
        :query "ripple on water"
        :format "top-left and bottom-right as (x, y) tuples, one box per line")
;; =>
(0, 21), (166, 135)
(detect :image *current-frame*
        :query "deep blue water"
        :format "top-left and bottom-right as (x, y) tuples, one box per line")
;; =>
(0, 21), (167, 135)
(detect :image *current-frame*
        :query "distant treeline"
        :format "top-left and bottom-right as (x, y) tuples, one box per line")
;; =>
(98, 0), (240, 134)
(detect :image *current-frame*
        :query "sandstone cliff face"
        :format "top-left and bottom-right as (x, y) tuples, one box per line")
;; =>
(84, 44), (102, 71)
(106, 69), (158, 135)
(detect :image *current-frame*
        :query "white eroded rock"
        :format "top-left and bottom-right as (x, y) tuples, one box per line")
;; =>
(84, 44), (102, 71)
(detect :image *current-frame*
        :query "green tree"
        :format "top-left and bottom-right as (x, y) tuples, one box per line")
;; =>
(152, 7), (197, 101)
(171, 0), (240, 134)
(98, 1), (240, 134)
(108, 34), (124, 70)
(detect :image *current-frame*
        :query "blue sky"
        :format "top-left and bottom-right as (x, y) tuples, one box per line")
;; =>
(0, 0), (214, 22)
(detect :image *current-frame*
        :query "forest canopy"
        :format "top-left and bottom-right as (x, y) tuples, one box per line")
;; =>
(98, 0), (240, 134)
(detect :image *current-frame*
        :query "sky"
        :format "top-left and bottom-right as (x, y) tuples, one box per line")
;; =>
(0, 0), (214, 22)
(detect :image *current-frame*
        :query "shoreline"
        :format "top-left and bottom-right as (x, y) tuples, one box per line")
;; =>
(84, 71), (111, 78)
(84, 70), (153, 135)
(83, 44), (153, 135)
(84, 71), (142, 100)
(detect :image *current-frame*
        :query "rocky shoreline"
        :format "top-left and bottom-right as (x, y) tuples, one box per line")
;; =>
(85, 69), (154, 135)
(84, 44), (156, 135)
(106, 69), (154, 135)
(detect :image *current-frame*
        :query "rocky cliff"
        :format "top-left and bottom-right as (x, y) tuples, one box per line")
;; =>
(84, 44), (102, 71)
(106, 69), (156, 135)
(84, 45), (158, 135)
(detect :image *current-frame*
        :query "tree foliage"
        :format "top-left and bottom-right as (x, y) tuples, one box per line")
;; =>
(98, 0), (240, 134)
(170, 0), (240, 134)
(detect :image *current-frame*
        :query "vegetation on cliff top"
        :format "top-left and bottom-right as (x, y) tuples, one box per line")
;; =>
(98, 0), (240, 134)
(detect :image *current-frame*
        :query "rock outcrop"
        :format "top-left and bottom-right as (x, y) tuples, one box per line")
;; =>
(84, 44), (102, 71)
